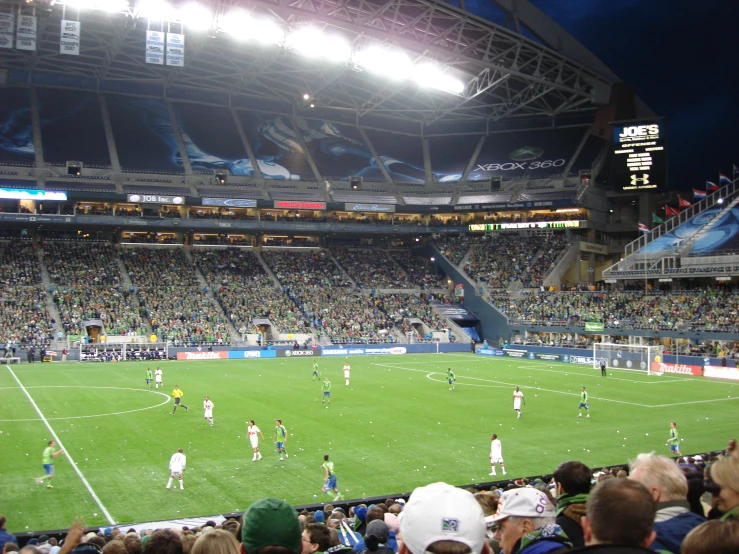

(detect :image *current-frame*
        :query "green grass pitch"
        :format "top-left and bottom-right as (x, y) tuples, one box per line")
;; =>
(2, 353), (737, 532)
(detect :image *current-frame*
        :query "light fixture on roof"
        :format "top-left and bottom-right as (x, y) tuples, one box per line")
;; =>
(60, 0), (130, 12)
(355, 46), (412, 80)
(137, 0), (177, 21)
(219, 9), (284, 44)
(179, 2), (213, 31)
(303, 93), (311, 100)
(413, 63), (465, 94)
(286, 27), (351, 62)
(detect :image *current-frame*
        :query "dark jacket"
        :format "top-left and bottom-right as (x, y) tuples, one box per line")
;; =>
(556, 513), (585, 549)
(510, 524), (572, 554)
(0, 529), (17, 552)
(651, 503), (706, 553)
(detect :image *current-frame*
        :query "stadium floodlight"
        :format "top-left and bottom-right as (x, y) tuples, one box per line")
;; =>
(137, 0), (178, 22)
(218, 9), (284, 45)
(286, 27), (351, 62)
(355, 46), (412, 81)
(412, 63), (465, 94)
(179, 3), (213, 32)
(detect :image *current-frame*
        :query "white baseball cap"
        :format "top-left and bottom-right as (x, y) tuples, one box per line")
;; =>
(399, 482), (486, 554)
(491, 488), (555, 522)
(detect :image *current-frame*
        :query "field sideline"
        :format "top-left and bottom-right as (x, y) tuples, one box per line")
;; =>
(1, 353), (737, 532)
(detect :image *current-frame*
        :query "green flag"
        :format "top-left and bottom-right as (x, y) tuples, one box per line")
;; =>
(652, 212), (664, 224)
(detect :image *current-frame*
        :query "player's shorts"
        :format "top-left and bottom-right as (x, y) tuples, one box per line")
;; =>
(170, 470), (182, 478)
(204, 410), (212, 418)
(670, 444), (679, 453)
(43, 463), (53, 475)
(174, 398), (181, 405)
(146, 379), (152, 383)
(448, 379), (454, 384)
(513, 403), (521, 410)
(323, 391), (330, 397)
(578, 403), (589, 409)
(312, 371), (318, 375)
(490, 457), (504, 464)
(276, 441), (284, 449)
(156, 378), (162, 382)
(324, 475), (337, 490)
(250, 439), (259, 448)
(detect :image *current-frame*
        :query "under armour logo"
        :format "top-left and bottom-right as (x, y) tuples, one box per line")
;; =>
(631, 173), (650, 185)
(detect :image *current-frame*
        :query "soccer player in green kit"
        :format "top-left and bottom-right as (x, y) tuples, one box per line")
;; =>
(312, 361), (320, 380)
(273, 419), (289, 460)
(321, 454), (343, 501)
(321, 376), (331, 405)
(146, 367), (153, 389)
(36, 440), (64, 488)
(447, 368), (456, 390)
(667, 422), (681, 455)
(577, 386), (590, 418)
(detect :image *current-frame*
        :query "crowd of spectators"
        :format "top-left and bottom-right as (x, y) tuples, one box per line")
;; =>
(0, 241), (42, 286)
(331, 247), (413, 288)
(52, 287), (146, 337)
(122, 249), (231, 344)
(193, 249), (307, 334)
(464, 234), (567, 289)
(388, 251), (446, 288)
(45, 242), (121, 287)
(497, 289), (739, 332)
(0, 287), (54, 347)
(434, 236), (481, 265)
(263, 250), (353, 289)
(4, 440), (738, 554)
(373, 293), (448, 336)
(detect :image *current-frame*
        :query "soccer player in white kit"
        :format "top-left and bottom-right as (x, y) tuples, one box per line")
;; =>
(155, 367), (163, 389)
(166, 448), (186, 489)
(247, 420), (266, 461)
(489, 433), (506, 476)
(513, 386), (525, 418)
(343, 362), (351, 385)
(203, 395), (214, 426)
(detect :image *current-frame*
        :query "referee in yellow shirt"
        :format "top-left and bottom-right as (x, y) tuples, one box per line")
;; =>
(171, 385), (189, 415)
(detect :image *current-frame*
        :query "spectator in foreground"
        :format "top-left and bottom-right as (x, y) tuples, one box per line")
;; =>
(552, 461), (592, 548)
(0, 516), (16, 552)
(399, 482), (491, 554)
(629, 453), (705, 552)
(707, 455), (739, 520)
(572, 479), (656, 554)
(491, 488), (571, 554)
(302, 524), (332, 554)
(680, 519), (739, 554)
(357, 521), (394, 554)
(144, 530), (182, 554)
(191, 530), (240, 554)
(241, 498), (301, 554)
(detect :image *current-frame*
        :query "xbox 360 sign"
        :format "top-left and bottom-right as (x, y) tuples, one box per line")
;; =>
(473, 145), (566, 175)
(127, 194), (184, 205)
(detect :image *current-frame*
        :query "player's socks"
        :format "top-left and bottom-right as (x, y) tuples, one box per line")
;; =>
(285, 452), (289, 459)
(258, 453), (262, 460)
(489, 470), (495, 476)
(166, 478), (173, 488)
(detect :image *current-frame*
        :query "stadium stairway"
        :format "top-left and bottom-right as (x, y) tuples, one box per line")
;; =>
(676, 196), (739, 256)
(255, 251), (283, 288)
(183, 247), (242, 345)
(38, 247), (64, 343)
(327, 249), (358, 287)
(543, 240), (580, 288)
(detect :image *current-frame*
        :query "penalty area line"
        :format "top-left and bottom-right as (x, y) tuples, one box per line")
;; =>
(6, 365), (116, 525)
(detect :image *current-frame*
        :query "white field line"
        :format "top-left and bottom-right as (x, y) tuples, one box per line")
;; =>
(512, 364), (696, 385)
(0, 386), (170, 422)
(375, 363), (736, 408)
(6, 366), (117, 524)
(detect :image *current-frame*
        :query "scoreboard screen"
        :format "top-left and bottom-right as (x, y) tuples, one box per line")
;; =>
(612, 121), (667, 191)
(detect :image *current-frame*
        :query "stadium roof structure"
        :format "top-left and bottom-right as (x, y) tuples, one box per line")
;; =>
(0, 0), (621, 134)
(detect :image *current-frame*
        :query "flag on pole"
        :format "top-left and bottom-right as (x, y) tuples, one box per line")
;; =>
(707, 181), (719, 192)
(719, 173), (731, 185)
(693, 189), (707, 199)
(638, 222), (650, 233)
(665, 205), (680, 217)
(652, 213), (664, 224)
(679, 197), (692, 208)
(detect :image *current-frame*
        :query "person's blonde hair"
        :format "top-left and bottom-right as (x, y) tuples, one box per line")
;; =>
(681, 519), (739, 554)
(630, 452), (688, 501)
(711, 456), (739, 494)
(191, 530), (240, 554)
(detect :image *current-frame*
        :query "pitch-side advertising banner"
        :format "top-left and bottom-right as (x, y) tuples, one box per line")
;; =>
(651, 362), (702, 376)
(476, 348), (505, 357)
(277, 349), (317, 357)
(145, 30), (164, 64)
(322, 346), (407, 357)
(16, 15), (36, 51)
(228, 350), (276, 359)
(166, 33), (184, 67)
(704, 365), (739, 381)
(0, 14), (14, 49)
(60, 20), (80, 55)
(176, 351), (228, 360)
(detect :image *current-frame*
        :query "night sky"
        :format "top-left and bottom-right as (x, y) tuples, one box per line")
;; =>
(468, 0), (738, 191)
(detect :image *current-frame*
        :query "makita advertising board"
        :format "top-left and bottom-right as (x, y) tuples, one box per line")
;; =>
(651, 362), (702, 376)
(176, 351), (228, 360)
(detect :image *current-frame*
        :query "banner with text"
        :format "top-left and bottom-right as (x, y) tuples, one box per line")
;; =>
(454, 283), (465, 298)
(321, 346), (407, 357)
(60, 20), (80, 55)
(16, 15), (36, 51)
(704, 365), (739, 381)
(176, 351), (228, 361)
(166, 32), (184, 66)
(227, 349), (276, 359)
(277, 349), (318, 358)
(145, 30), (164, 64)
(651, 362), (702, 376)
(584, 322), (605, 332)
(0, 14), (14, 49)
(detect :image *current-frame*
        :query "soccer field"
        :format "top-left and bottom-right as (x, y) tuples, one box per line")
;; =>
(2, 354), (737, 532)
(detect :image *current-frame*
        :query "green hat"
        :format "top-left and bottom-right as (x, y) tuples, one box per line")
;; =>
(241, 498), (301, 554)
